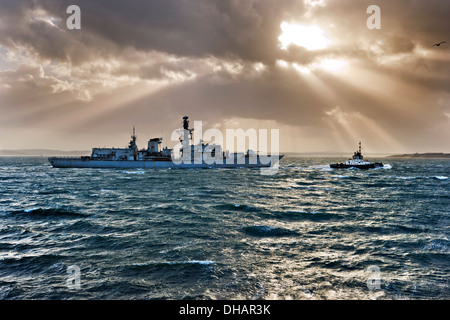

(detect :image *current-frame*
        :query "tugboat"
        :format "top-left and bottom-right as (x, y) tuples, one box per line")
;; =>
(330, 142), (383, 169)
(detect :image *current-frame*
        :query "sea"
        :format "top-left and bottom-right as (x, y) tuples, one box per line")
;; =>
(0, 156), (448, 300)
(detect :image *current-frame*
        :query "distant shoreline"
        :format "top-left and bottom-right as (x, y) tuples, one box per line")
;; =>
(0, 149), (90, 156)
(387, 153), (450, 159)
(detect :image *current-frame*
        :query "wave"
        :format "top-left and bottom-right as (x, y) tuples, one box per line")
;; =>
(121, 170), (146, 174)
(291, 185), (336, 191)
(119, 260), (216, 276)
(395, 176), (418, 180)
(308, 164), (333, 171)
(421, 239), (449, 252)
(391, 175), (448, 180)
(0, 176), (19, 181)
(242, 225), (297, 237)
(1, 254), (64, 273)
(216, 203), (261, 212)
(37, 188), (72, 195)
(333, 175), (361, 180)
(272, 210), (339, 221)
(132, 260), (214, 267)
(281, 164), (333, 171)
(8, 208), (87, 219)
(167, 260), (214, 266)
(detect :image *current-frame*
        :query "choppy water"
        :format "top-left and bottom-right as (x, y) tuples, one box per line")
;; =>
(0, 157), (448, 300)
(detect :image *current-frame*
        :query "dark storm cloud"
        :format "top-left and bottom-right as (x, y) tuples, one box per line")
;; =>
(1, 3), (123, 65)
(0, 0), (304, 64)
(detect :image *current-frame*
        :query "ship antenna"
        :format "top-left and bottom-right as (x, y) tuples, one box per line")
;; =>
(132, 125), (137, 142)
(359, 141), (362, 153)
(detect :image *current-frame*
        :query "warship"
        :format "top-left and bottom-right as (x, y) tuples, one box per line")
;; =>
(49, 116), (283, 169)
(330, 142), (383, 169)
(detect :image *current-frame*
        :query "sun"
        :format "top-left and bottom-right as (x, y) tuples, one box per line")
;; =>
(318, 59), (347, 72)
(278, 22), (329, 51)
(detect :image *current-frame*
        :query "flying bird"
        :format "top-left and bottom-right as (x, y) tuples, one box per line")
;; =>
(432, 41), (446, 47)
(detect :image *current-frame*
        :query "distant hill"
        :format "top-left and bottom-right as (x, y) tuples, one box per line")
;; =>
(284, 152), (392, 158)
(0, 149), (90, 156)
(388, 153), (450, 159)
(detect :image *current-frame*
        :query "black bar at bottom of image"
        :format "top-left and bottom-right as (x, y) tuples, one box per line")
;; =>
(0, 300), (447, 319)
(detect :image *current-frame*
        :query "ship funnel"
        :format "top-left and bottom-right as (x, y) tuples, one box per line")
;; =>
(182, 116), (189, 130)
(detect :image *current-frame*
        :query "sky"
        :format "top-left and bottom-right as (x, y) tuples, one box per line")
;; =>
(0, 0), (449, 153)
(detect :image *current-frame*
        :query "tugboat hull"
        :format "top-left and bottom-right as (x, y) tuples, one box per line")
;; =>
(329, 162), (383, 169)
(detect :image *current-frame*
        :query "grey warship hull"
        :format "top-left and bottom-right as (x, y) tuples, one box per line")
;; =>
(48, 157), (282, 169)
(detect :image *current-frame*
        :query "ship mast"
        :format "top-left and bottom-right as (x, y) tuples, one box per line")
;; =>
(182, 116), (194, 143)
(179, 116), (195, 161)
(129, 126), (137, 147)
(129, 125), (138, 160)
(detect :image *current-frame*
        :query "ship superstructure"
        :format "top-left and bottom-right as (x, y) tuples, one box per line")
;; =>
(87, 126), (171, 162)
